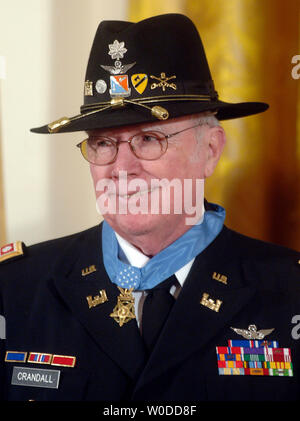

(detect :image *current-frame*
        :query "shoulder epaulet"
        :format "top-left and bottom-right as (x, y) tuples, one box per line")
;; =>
(0, 241), (26, 264)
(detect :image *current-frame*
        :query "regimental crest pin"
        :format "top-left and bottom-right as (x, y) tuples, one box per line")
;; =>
(110, 287), (136, 327)
(231, 324), (274, 340)
(131, 74), (148, 94)
(110, 75), (131, 97)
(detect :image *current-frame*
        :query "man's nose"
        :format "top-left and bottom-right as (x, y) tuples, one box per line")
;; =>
(110, 140), (142, 178)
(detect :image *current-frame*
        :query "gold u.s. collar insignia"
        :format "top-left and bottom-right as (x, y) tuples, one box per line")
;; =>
(82, 265), (97, 277)
(212, 272), (228, 285)
(110, 287), (136, 327)
(0, 241), (25, 263)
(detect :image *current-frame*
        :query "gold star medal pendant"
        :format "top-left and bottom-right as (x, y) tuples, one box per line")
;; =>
(110, 287), (136, 327)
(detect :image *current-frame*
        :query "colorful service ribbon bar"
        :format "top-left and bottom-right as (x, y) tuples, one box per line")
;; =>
(218, 367), (293, 377)
(216, 340), (293, 376)
(228, 339), (279, 348)
(27, 352), (52, 364)
(217, 359), (292, 370)
(4, 351), (27, 363)
(51, 354), (76, 367)
(4, 351), (76, 368)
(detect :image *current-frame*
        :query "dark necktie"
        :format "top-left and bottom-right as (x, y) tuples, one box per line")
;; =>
(141, 275), (177, 352)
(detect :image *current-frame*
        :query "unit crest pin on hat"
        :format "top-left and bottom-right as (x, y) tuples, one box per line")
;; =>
(30, 14), (268, 134)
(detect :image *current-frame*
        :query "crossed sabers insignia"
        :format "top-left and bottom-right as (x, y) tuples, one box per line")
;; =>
(150, 72), (177, 91)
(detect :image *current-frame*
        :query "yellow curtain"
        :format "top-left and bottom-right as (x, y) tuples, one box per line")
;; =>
(129, 0), (300, 251)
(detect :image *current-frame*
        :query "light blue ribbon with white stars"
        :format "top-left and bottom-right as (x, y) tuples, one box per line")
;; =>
(102, 202), (225, 291)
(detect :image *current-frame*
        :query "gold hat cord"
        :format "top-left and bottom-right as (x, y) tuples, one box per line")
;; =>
(47, 94), (212, 133)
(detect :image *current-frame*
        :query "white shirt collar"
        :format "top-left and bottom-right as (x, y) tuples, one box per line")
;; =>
(114, 203), (205, 287)
(115, 233), (195, 288)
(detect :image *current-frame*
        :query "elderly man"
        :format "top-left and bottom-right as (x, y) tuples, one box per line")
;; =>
(0, 14), (300, 402)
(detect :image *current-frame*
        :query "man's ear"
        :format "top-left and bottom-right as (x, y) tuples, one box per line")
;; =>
(204, 127), (226, 178)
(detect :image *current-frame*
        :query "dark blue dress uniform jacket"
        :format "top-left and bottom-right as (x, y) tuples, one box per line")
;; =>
(0, 223), (300, 401)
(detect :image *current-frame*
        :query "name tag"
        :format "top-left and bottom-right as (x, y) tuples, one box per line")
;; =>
(11, 366), (60, 389)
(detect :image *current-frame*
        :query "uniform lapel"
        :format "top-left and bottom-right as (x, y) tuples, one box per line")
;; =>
(134, 227), (257, 390)
(51, 225), (147, 380)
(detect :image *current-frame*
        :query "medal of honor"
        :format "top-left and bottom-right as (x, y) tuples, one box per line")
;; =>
(110, 287), (136, 327)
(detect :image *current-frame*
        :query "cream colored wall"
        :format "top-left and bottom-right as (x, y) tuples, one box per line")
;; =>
(0, 0), (128, 245)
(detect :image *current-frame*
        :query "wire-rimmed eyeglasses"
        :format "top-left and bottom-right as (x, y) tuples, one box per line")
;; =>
(76, 123), (202, 166)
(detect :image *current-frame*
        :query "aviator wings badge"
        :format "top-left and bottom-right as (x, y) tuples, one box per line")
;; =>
(231, 324), (274, 340)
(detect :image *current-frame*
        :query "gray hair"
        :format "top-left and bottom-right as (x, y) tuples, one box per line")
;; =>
(188, 111), (221, 143)
(194, 111), (220, 127)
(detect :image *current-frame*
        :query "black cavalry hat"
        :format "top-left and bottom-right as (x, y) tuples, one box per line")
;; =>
(31, 13), (268, 134)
